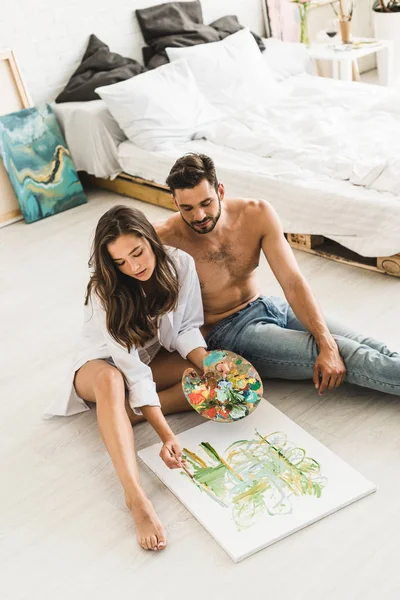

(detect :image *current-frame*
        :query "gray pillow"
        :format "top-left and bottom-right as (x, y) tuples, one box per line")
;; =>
(136, 1), (266, 70)
(136, 1), (220, 69)
(136, 1), (204, 44)
(56, 34), (146, 103)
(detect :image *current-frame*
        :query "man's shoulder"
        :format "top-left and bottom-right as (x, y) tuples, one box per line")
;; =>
(228, 197), (275, 226)
(241, 197), (272, 212)
(154, 213), (182, 244)
(226, 197), (271, 211)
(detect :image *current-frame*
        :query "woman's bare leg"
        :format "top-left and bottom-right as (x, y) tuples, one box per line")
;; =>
(149, 347), (196, 410)
(73, 350), (197, 551)
(74, 359), (166, 552)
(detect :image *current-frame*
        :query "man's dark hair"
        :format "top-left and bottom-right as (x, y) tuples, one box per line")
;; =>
(166, 153), (218, 194)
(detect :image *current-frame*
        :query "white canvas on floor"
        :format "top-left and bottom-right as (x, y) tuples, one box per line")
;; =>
(138, 400), (377, 563)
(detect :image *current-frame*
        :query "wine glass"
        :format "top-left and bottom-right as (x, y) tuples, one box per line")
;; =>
(326, 18), (339, 46)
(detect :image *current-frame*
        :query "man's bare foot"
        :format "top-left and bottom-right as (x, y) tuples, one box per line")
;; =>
(126, 494), (167, 551)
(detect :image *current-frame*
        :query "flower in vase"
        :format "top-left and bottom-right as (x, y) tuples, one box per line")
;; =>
(291, 0), (312, 45)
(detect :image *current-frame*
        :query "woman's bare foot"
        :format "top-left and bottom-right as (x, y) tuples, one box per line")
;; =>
(126, 493), (167, 551)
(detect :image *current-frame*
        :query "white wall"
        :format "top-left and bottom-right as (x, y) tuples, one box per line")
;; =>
(0, 0), (265, 105)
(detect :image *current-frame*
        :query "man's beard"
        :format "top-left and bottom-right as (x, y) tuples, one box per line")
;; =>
(182, 199), (221, 235)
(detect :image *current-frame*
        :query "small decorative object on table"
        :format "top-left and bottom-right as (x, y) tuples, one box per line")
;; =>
(0, 104), (87, 224)
(292, 0), (312, 45)
(326, 17), (339, 42)
(332, 0), (354, 44)
(182, 350), (263, 422)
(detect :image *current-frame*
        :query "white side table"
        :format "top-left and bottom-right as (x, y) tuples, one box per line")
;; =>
(307, 39), (395, 85)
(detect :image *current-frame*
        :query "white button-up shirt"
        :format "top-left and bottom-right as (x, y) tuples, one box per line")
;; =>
(45, 248), (206, 418)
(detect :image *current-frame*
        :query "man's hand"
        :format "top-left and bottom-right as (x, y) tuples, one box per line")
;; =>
(314, 345), (346, 395)
(159, 436), (186, 469)
(215, 361), (232, 378)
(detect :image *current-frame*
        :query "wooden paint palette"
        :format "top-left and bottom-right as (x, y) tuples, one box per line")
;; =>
(182, 350), (263, 422)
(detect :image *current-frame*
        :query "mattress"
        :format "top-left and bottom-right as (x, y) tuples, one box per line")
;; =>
(118, 139), (400, 258)
(54, 98), (400, 258)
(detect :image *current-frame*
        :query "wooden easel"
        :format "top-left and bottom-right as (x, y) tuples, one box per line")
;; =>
(0, 50), (31, 226)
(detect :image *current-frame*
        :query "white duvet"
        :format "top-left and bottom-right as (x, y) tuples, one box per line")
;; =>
(198, 75), (400, 196)
(53, 39), (400, 258)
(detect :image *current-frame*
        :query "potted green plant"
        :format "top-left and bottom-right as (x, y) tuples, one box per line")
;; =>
(374, 0), (400, 10)
(373, 1), (400, 82)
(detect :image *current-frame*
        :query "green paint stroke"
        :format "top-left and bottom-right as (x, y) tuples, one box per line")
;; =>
(182, 430), (328, 531)
(203, 350), (227, 368)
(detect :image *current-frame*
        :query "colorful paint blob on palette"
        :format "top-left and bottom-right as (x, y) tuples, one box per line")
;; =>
(182, 350), (263, 422)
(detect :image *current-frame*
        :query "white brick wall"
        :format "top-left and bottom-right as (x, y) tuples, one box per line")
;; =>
(1, 0), (265, 104)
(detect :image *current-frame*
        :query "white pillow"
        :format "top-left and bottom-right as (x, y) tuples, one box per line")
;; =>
(261, 38), (315, 81)
(95, 60), (221, 151)
(166, 29), (281, 116)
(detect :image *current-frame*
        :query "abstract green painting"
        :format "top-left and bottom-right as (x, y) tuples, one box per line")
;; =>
(181, 431), (328, 531)
(139, 401), (376, 562)
(0, 104), (87, 223)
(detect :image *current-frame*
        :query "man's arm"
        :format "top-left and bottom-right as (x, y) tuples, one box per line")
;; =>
(259, 201), (346, 394)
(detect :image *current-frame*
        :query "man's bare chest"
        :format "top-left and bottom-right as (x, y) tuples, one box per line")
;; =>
(179, 239), (259, 289)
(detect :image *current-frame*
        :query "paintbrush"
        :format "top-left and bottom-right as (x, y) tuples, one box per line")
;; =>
(163, 443), (231, 508)
(162, 443), (194, 479)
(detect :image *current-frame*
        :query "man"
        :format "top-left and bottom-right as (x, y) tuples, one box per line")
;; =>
(155, 153), (400, 397)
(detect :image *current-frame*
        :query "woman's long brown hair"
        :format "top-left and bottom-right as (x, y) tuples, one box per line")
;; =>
(85, 205), (179, 351)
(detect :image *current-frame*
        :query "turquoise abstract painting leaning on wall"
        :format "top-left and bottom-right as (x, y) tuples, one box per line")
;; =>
(0, 104), (87, 224)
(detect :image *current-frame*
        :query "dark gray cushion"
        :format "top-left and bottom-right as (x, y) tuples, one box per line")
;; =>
(145, 28), (221, 69)
(137, 1), (219, 68)
(55, 34), (146, 103)
(136, 1), (265, 70)
(136, 1), (204, 44)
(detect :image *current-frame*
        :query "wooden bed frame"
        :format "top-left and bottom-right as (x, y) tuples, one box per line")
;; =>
(81, 172), (400, 278)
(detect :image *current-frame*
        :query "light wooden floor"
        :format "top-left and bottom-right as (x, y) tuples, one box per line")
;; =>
(1, 189), (400, 600)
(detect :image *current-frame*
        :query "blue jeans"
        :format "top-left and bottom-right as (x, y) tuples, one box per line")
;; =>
(205, 296), (400, 396)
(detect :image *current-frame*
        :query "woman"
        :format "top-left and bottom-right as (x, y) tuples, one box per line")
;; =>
(46, 205), (210, 553)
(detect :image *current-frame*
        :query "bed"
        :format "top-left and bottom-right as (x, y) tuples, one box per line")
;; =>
(54, 32), (400, 278)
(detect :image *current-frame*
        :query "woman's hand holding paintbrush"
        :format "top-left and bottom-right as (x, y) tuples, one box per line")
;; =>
(161, 441), (196, 481)
(159, 435), (187, 470)
(159, 354), (233, 472)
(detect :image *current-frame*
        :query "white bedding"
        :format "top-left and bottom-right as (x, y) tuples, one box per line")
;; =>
(53, 73), (400, 258)
(53, 100), (126, 179)
(164, 30), (400, 197)
(199, 74), (400, 196)
(117, 138), (400, 258)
